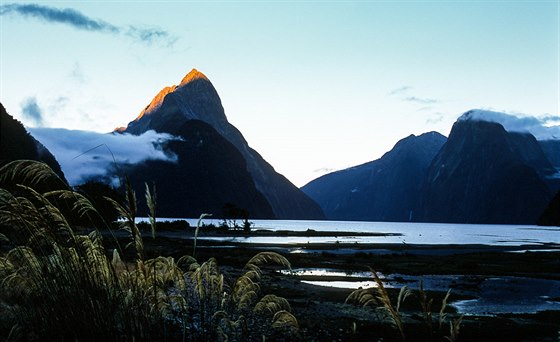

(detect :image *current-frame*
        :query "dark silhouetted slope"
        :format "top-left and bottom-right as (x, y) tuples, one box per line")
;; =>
(540, 140), (560, 168)
(0, 103), (66, 183)
(538, 190), (560, 226)
(122, 120), (274, 218)
(302, 132), (446, 221)
(418, 116), (552, 224)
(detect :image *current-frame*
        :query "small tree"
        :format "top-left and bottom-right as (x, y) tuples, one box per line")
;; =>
(222, 203), (250, 231)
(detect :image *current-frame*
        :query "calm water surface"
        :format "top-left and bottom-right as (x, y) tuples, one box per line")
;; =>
(172, 219), (560, 246)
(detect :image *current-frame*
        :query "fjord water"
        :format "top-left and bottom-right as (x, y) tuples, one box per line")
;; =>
(189, 219), (560, 246)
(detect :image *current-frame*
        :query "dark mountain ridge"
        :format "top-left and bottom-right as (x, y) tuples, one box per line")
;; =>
(302, 132), (447, 221)
(0, 103), (67, 183)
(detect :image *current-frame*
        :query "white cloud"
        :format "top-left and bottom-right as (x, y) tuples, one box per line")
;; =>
(29, 127), (181, 185)
(458, 109), (560, 141)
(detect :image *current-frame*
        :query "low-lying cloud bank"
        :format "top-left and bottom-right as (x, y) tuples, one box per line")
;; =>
(29, 128), (180, 185)
(459, 109), (560, 141)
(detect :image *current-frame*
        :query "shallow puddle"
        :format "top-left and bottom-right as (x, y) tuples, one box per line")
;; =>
(282, 268), (560, 315)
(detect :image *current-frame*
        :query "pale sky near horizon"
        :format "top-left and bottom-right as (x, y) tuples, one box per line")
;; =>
(1, 1), (559, 186)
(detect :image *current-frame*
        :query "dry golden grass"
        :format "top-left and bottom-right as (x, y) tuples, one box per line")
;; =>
(346, 268), (463, 342)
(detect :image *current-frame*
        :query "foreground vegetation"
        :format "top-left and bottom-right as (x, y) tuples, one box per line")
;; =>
(0, 160), (297, 341)
(345, 269), (462, 341)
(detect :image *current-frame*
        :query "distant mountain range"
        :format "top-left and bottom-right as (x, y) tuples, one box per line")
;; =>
(303, 110), (560, 225)
(2, 70), (559, 225)
(117, 69), (324, 219)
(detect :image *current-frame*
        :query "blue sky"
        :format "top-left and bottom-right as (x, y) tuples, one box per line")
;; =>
(1, 1), (558, 186)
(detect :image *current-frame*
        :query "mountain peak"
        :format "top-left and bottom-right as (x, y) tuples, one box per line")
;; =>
(115, 68), (325, 220)
(457, 109), (560, 141)
(127, 68), (210, 127)
(179, 68), (209, 86)
(458, 109), (507, 123)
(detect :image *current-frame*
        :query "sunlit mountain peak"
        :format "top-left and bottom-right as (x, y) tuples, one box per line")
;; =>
(133, 85), (177, 122)
(179, 68), (209, 86)
(131, 69), (210, 124)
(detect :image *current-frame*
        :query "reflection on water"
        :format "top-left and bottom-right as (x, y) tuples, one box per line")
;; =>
(302, 280), (377, 289)
(280, 268), (381, 289)
(280, 268), (372, 278)
(283, 268), (560, 316)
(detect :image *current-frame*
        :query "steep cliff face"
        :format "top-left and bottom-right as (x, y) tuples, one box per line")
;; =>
(302, 132), (446, 221)
(540, 140), (560, 169)
(418, 117), (552, 224)
(538, 139), (560, 195)
(121, 69), (324, 219)
(0, 103), (67, 183)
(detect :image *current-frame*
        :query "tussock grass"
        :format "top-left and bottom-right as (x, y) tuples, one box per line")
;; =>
(145, 182), (157, 239)
(346, 268), (463, 342)
(0, 160), (299, 341)
(193, 213), (212, 258)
